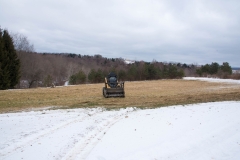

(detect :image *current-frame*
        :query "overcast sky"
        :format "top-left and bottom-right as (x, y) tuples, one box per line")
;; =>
(1, 0), (240, 66)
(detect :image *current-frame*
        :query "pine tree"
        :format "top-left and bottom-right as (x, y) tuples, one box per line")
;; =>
(88, 69), (96, 83)
(0, 28), (10, 89)
(0, 57), (10, 90)
(69, 70), (86, 85)
(221, 62), (232, 74)
(0, 28), (20, 89)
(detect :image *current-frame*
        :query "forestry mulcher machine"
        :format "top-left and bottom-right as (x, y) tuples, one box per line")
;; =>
(103, 72), (125, 98)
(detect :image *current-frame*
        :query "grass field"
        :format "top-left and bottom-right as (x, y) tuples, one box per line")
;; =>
(0, 79), (240, 113)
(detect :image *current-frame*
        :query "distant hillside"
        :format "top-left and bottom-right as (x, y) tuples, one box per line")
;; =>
(232, 67), (240, 70)
(16, 52), (238, 88)
(17, 52), (196, 88)
(232, 67), (240, 74)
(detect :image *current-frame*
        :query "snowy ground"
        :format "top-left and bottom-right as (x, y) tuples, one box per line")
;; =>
(1, 78), (240, 160)
(183, 77), (240, 84)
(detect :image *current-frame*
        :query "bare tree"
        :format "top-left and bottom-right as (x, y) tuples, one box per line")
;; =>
(20, 52), (44, 88)
(11, 32), (34, 52)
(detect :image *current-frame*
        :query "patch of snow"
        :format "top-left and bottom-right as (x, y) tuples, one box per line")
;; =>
(1, 102), (240, 159)
(124, 59), (135, 64)
(64, 81), (69, 86)
(184, 77), (240, 84)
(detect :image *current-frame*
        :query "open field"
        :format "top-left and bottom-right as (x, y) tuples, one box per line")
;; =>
(1, 78), (240, 113)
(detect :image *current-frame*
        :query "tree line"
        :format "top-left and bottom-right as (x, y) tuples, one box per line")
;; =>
(69, 62), (187, 85)
(0, 27), (237, 89)
(196, 62), (232, 78)
(17, 51), (189, 87)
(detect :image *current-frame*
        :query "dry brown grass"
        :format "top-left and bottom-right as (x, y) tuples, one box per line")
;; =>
(1, 79), (240, 113)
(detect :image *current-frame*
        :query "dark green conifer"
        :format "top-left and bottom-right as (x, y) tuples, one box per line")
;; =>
(0, 28), (10, 89)
(0, 28), (20, 89)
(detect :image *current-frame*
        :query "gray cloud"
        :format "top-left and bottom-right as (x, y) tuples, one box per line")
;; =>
(1, 0), (240, 66)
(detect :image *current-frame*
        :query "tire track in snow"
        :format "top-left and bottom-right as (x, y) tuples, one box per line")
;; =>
(62, 108), (136, 160)
(0, 108), (102, 158)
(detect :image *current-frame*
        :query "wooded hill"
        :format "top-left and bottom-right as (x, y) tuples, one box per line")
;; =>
(18, 51), (235, 88)
(18, 51), (195, 88)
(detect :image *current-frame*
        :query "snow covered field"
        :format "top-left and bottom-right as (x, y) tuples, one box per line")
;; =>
(1, 78), (240, 160)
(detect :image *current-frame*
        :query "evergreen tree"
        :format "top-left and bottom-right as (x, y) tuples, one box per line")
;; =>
(0, 28), (10, 89)
(94, 69), (104, 83)
(0, 28), (20, 89)
(209, 62), (219, 75)
(88, 69), (96, 83)
(201, 64), (210, 74)
(220, 62), (232, 74)
(168, 64), (178, 78)
(162, 65), (169, 78)
(127, 64), (138, 81)
(145, 63), (158, 80)
(69, 70), (86, 85)
(118, 69), (126, 81)
(177, 69), (185, 78)
(2, 29), (20, 88)
(0, 58), (10, 89)
(196, 68), (202, 76)
(77, 70), (86, 84)
(88, 69), (105, 83)
(69, 74), (77, 84)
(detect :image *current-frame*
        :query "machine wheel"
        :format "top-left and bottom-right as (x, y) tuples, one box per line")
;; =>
(103, 87), (108, 98)
(122, 92), (125, 98)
